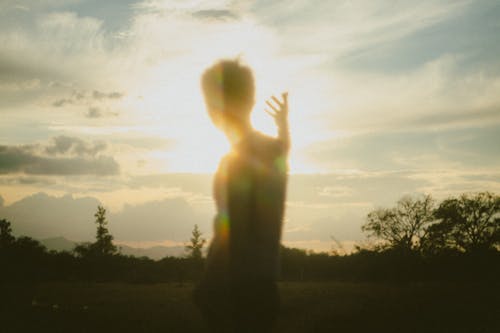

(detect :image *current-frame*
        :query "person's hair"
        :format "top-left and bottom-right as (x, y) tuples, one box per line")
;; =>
(201, 59), (255, 128)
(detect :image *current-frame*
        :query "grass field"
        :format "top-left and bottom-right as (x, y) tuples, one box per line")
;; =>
(1, 281), (499, 332)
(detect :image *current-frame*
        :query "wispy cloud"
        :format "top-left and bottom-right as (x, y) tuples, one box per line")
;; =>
(0, 0), (499, 249)
(0, 136), (119, 175)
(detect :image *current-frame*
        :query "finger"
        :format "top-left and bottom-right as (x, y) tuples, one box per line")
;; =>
(271, 95), (283, 107)
(267, 97), (281, 108)
(282, 92), (288, 105)
(281, 93), (289, 115)
(264, 109), (277, 117)
(265, 100), (280, 113)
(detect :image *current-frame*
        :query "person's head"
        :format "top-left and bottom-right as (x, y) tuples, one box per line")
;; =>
(201, 59), (255, 139)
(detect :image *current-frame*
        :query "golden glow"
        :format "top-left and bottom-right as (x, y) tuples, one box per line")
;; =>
(121, 57), (328, 173)
(108, 10), (335, 175)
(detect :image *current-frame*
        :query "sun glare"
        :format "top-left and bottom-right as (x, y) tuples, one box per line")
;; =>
(117, 14), (330, 174)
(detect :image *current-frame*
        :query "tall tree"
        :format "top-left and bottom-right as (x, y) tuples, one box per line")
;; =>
(185, 224), (206, 259)
(93, 205), (117, 256)
(429, 192), (500, 252)
(74, 205), (117, 257)
(362, 195), (435, 251)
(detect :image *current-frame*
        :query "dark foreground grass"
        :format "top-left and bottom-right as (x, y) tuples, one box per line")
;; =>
(1, 281), (499, 332)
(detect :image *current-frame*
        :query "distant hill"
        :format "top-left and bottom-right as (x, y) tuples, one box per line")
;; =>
(40, 237), (77, 252)
(40, 237), (185, 260)
(118, 244), (185, 260)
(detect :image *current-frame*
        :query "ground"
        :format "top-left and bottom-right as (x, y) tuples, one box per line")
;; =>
(1, 281), (499, 332)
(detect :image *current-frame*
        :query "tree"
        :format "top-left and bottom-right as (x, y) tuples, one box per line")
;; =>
(185, 224), (206, 259)
(13, 236), (47, 256)
(0, 218), (15, 249)
(74, 205), (117, 257)
(93, 205), (117, 255)
(428, 192), (500, 252)
(362, 195), (435, 251)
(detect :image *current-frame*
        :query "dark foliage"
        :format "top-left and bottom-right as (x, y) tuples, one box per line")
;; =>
(3, 234), (498, 285)
(426, 192), (500, 253)
(74, 205), (117, 258)
(0, 192), (499, 285)
(185, 224), (206, 260)
(362, 194), (435, 251)
(0, 218), (15, 249)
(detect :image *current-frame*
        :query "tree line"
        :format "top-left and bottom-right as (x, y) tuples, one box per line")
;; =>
(1, 192), (499, 284)
(362, 191), (499, 254)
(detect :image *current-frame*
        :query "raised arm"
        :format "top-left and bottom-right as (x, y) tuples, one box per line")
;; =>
(265, 92), (290, 153)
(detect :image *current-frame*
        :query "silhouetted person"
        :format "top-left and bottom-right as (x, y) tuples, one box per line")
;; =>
(194, 59), (289, 333)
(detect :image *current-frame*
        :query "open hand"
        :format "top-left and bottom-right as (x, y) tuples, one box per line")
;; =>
(265, 92), (289, 129)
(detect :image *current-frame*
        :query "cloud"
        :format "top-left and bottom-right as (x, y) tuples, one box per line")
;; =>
(51, 89), (124, 107)
(0, 176), (57, 186)
(0, 0), (499, 252)
(86, 106), (103, 118)
(0, 9), (127, 116)
(413, 108), (500, 130)
(111, 197), (204, 241)
(323, 55), (500, 134)
(128, 173), (212, 193)
(91, 90), (123, 100)
(64, 0), (137, 32)
(333, 0), (500, 73)
(0, 55), (56, 109)
(52, 98), (72, 107)
(44, 136), (107, 156)
(0, 192), (100, 240)
(0, 148), (119, 175)
(85, 107), (119, 118)
(0, 192), (206, 242)
(0, 11), (107, 82)
(49, 89), (124, 119)
(192, 9), (238, 21)
(306, 124), (500, 172)
(0, 136), (119, 175)
(249, 0), (471, 58)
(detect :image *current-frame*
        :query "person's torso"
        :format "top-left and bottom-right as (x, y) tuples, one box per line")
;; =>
(208, 131), (288, 280)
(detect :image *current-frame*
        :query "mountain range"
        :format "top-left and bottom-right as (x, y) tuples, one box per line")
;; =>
(39, 237), (186, 260)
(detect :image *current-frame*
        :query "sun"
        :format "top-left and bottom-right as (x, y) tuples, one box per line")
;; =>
(129, 57), (326, 174)
(118, 14), (328, 174)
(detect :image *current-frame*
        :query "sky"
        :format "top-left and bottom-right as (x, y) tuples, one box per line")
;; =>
(1, 0), (499, 253)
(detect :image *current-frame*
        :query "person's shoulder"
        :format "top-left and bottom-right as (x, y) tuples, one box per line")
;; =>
(216, 153), (233, 174)
(251, 131), (285, 155)
(248, 130), (277, 147)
